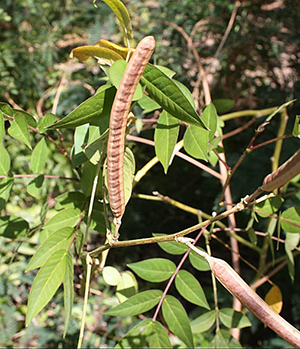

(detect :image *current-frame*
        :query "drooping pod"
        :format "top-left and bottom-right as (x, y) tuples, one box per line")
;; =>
(107, 36), (156, 221)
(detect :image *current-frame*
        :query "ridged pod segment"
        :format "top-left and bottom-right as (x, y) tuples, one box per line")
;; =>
(107, 36), (156, 220)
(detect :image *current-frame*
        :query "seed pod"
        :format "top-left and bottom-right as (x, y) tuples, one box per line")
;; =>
(261, 150), (300, 192)
(107, 36), (156, 220)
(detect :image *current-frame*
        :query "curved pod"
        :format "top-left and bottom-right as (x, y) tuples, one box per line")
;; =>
(107, 36), (156, 220)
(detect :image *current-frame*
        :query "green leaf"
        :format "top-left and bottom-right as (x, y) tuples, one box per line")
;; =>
(27, 175), (44, 198)
(71, 46), (123, 65)
(140, 64), (207, 128)
(137, 94), (161, 113)
(128, 258), (176, 282)
(8, 112), (31, 149)
(175, 270), (210, 309)
(43, 208), (81, 233)
(0, 116), (3, 141)
(0, 215), (29, 239)
(109, 60), (143, 100)
(184, 124), (209, 160)
(55, 191), (86, 211)
(0, 145), (11, 175)
(189, 249), (211, 271)
(103, 266), (121, 286)
(0, 175), (14, 210)
(13, 109), (37, 128)
(203, 103), (218, 140)
(148, 321), (172, 348)
(83, 129), (108, 164)
(101, 0), (132, 44)
(115, 319), (152, 348)
(105, 290), (162, 316)
(153, 233), (189, 255)
(63, 252), (74, 338)
(72, 124), (89, 167)
(162, 295), (194, 348)
(26, 249), (68, 326)
(47, 86), (115, 129)
(219, 308), (251, 329)
(155, 65), (176, 78)
(30, 138), (49, 173)
(211, 330), (229, 348)
(123, 147), (135, 205)
(281, 207), (300, 233)
(213, 99), (235, 114)
(154, 110), (179, 173)
(26, 227), (74, 272)
(191, 310), (216, 333)
(38, 113), (59, 133)
(81, 161), (103, 196)
(285, 233), (299, 282)
(255, 196), (284, 218)
(292, 115), (300, 138)
(174, 80), (196, 108)
(0, 102), (13, 117)
(116, 271), (138, 303)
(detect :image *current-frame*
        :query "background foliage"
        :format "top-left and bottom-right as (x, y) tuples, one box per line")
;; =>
(0, 0), (299, 347)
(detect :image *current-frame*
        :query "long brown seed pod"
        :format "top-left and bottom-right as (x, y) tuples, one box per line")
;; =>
(107, 36), (156, 222)
(261, 149), (300, 192)
(177, 237), (300, 348)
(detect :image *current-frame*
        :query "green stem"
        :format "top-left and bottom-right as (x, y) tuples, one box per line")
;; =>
(221, 107), (277, 121)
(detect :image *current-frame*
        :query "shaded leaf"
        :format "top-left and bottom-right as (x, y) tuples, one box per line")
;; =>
(115, 319), (151, 349)
(103, 266), (121, 286)
(128, 258), (176, 282)
(116, 271), (138, 303)
(285, 233), (300, 282)
(43, 208), (81, 233)
(8, 112), (31, 149)
(0, 175), (14, 210)
(71, 124), (89, 167)
(26, 227), (74, 272)
(292, 115), (300, 138)
(153, 233), (189, 255)
(140, 64), (207, 128)
(184, 124), (209, 160)
(202, 103), (218, 140)
(55, 191), (86, 211)
(105, 290), (162, 316)
(175, 270), (210, 309)
(189, 249), (211, 271)
(38, 113), (59, 133)
(0, 102), (13, 117)
(26, 249), (68, 326)
(265, 285), (282, 314)
(219, 308), (251, 329)
(137, 94), (161, 113)
(123, 147), (135, 205)
(255, 196), (283, 218)
(0, 215), (29, 239)
(149, 321), (172, 348)
(154, 110), (179, 173)
(191, 310), (216, 333)
(27, 175), (44, 198)
(0, 145), (10, 175)
(211, 330), (229, 348)
(162, 295), (194, 348)
(213, 99), (235, 114)
(63, 252), (74, 338)
(0, 116), (3, 141)
(281, 207), (300, 233)
(30, 138), (49, 173)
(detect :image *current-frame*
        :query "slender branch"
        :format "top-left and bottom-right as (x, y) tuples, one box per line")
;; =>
(222, 117), (257, 140)
(221, 107), (277, 121)
(0, 174), (78, 181)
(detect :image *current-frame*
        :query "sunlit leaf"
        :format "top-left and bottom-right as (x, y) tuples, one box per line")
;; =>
(285, 233), (300, 282)
(128, 258), (176, 282)
(30, 138), (49, 173)
(123, 147), (135, 205)
(63, 252), (74, 338)
(137, 94), (161, 113)
(43, 208), (81, 233)
(0, 145), (10, 175)
(103, 266), (121, 286)
(154, 110), (179, 174)
(255, 196), (283, 218)
(184, 124), (209, 160)
(55, 191), (86, 211)
(190, 310), (216, 333)
(8, 112), (31, 149)
(71, 46), (123, 65)
(27, 175), (44, 198)
(71, 124), (89, 167)
(202, 103), (218, 140)
(0, 175), (14, 210)
(94, 39), (133, 59)
(211, 330), (229, 348)
(116, 271), (138, 303)
(0, 102), (13, 117)
(26, 227), (74, 272)
(162, 295), (194, 348)
(38, 113), (59, 133)
(105, 290), (162, 316)
(189, 249), (211, 271)
(149, 321), (172, 348)
(175, 270), (210, 309)
(265, 285), (283, 314)
(219, 308), (251, 329)
(281, 207), (300, 233)
(26, 249), (68, 326)
(153, 233), (189, 255)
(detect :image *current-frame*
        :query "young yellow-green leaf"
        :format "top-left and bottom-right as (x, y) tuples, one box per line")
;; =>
(103, 266), (121, 286)
(175, 270), (210, 309)
(293, 115), (300, 138)
(38, 113), (59, 133)
(128, 258), (176, 282)
(202, 103), (218, 140)
(47, 86), (115, 129)
(108, 60), (143, 100)
(123, 147), (135, 206)
(174, 80), (196, 108)
(154, 110), (179, 174)
(219, 308), (251, 329)
(116, 271), (138, 303)
(148, 321), (172, 348)
(101, 0), (132, 45)
(255, 196), (283, 218)
(0, 116), (3, 141)
(184, 124), (209, 160)
(0, 145), (10, 175)
(0, 175), (14, 211)
(213, 99), (235, 114)
(162, 295), (194, 348)
(190, 310), (216, 333)
(115, 319), (152, 349)
(71, 46), (123, 65)
(26, 249), (68, 326)
(30, 138), (49, 173)
(8, 112), (31, 149)
(265, 285), (283, 314)
(105, 290), (162, 316)
(27, 175), (44, 198)
(26, 227), (74, 272)
(140, 64), (207, 129)
(43, 208), (81, 233)
(153, 233), (189, 255)
(0, 215), (29, 239)
(94, 39), (133, 59)
(189, 249), (211, 271)
(280, 207), (300, 233)
(63, 251), (74, 338)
